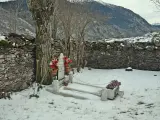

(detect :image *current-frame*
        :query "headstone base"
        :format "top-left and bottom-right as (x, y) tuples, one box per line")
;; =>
(101, 88), (108, 101)
(101, 86), (120, 101)
(69, 72), (73, 83)
(52, 80), (60, 92)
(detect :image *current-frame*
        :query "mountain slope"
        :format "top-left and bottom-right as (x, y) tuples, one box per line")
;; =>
(85, 1), (156, 40)
(152, 23), (160, 29)
(0, 0), (159, 40)
(0, 6), (35, 36)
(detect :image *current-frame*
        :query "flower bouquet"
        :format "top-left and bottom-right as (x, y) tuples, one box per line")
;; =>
(50, 59), (58, 76)
(106, 80), (121, 89)
(63, 56), (72, 75)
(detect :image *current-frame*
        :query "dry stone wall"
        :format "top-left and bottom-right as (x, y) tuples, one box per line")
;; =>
(0, 34), (35, 93)
(85, 41), (160, 71)
(51, 39), (160, 71)
(0, 33), (160, 93)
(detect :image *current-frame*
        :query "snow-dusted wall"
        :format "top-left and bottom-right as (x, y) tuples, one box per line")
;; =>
(51, 33), (160, 71)
(85, 40), (160, 71)
(0, 34), (35, 93)
(1, 32), (159, 93)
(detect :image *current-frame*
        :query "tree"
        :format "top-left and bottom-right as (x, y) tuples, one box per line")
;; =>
(8, 0), (23, 33)
(57, 0), (94, 70)
(70, 0), (106, 71)
(151, 0), (160, 9)
(27, 0), (106, 84)
(28, 0), (63, 84)
(72, 5), (92, 71)
(58, 0), (106, 71)
(14, 0), (23, 33)
(58, 1), (74, 57)
(57, 0), (93, 66)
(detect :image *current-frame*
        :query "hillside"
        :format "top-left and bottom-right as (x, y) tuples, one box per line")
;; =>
(0, 0), (159, 40)
(152, 23), (160, 29)
(0, 6), (35, 36)
(85, 1), (157, 40)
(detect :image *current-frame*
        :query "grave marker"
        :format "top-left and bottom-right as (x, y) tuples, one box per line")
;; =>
(57, 53), (65, 80)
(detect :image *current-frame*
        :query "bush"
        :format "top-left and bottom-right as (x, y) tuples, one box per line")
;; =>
(0, 40), (11, 48)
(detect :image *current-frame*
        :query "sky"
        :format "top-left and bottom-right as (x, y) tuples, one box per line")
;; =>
(100, 0), (160, 24)
(0, 0), (159, 24)
(0, 0), (11, 2)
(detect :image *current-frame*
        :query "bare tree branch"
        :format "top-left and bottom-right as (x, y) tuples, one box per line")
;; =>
(151, 0), (160, 10)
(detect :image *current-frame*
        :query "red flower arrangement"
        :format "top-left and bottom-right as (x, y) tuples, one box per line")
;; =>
(50, 58), (58, 76)
(63, 56), (72, 67)
(106, 80), (121, 89)
(50, 56), (72, 76)
(50, 59), (58, 70)
(63, 56), (72, 74)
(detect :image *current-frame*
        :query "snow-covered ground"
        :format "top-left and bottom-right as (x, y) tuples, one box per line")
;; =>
(0, 35), (5, 41)
(0, 68), (160, 120)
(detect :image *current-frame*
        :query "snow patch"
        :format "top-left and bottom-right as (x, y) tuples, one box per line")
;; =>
(0, 69), (160, 120)
(0, 35), (6, 41)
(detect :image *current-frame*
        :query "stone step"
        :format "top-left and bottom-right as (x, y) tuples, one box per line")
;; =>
(63, 86), (101, 97)
(46, 84), (101, 100)
(73, 82), (104, 89)
(59, 87), (100, 100)
(63, 83), (102, 96)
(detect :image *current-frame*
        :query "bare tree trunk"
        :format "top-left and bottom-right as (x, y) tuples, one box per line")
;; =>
(28, 0), (57, 84)
(36, 24), (52, 84)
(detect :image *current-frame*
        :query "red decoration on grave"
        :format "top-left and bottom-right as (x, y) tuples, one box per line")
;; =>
(63, 56), (72, 74)
(106, 80), (121, 89)
(50, 59), (58, 76)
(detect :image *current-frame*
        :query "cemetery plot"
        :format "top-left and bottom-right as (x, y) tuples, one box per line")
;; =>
(47, 53), (123, 101)
(1, 68), (160, 120)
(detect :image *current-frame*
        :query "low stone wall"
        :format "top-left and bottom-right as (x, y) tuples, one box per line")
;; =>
(51, 36), (160, 71)
(85, 41), (160, 71)
(0, 34), (35, 93)
(131, 50), (160, 70)
(1, 33), (159, 94)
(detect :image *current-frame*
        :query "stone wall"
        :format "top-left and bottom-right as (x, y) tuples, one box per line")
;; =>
(85, 41), (160, 71)
(1, 33), (159, 94)
(0, 34), (35, 93)
(51, 36), (160, 71)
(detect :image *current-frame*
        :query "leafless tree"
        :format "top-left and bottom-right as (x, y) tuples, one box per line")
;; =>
(58, 1), (74, 57)
(27, 0), (107, 83)
(57, 0), (106, 71)
(70, 0), (107, 71)
(72, 7), (92, 71)
(8, 0), (23, 33)
(14, 0), (23, 33)
(151, 0), (160, 9)
(151, 0), (160, 5)
(28, 0), (64, 84)
(57, 0), (94, 71)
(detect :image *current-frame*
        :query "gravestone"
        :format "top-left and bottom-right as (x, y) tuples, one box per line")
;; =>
(52, 53), (65, 92)
(57, 53), (65, 80)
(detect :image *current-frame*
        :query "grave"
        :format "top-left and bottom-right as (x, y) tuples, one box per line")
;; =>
(52, 53), (65, 92)
(62, 81), (123, 101)
(46, 53), (123, 101)
(47, 53), (73, 93)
